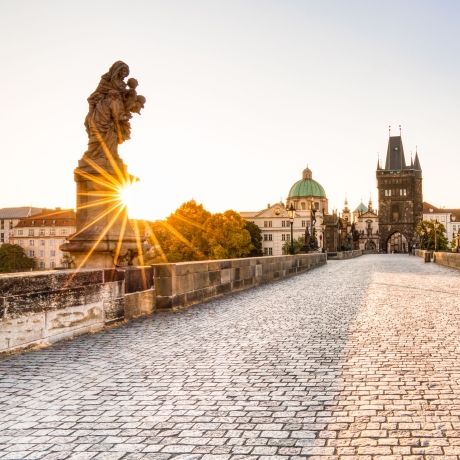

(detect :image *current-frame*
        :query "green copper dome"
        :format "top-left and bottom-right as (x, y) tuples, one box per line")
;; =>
(288, 167), (326, 198)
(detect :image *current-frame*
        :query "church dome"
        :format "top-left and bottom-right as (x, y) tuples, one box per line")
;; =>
(288, 167), (326, 198)
(354, 202), (368, 213)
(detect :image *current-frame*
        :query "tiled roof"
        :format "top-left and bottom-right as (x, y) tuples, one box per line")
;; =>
(0, 207), (43, 219)
(15, 209), (76, 228)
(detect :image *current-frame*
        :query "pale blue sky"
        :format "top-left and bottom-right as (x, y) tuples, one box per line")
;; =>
(1, 0), (459, 219)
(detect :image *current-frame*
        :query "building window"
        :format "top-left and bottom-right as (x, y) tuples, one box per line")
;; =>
(50, 250), (56, 257)
(282, 234), (286, 241)
(282, 220), (286, 227)
(18, 229), (23, 236)
(391, 204), (400, 222)
(0, 233), (4, 243)
(301, 202), (306, 210)
(0, 220), (3, 230)
(29, 250), (35, 257)
(49, 240), (55, 246)
(50, 260), (55, 268)
(40, 250), (44, 257)
(301, 220), (306, 227)
(29, 240), (34, 246)
(268, 248), (272, 255)
(28, 229), (34, 236)
(40, 240), (45, 246)
(60, 229), (68, 235)
(264, 248), (268, 255)
(49, 229), (56, 236)
(39, 229), (45, 236)
(39, 261), (45, 269)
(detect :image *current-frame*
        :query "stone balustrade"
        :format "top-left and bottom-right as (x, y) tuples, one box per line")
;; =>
(153, 253), (326, 310)
(0, 267), (154, 354)
(433, 251), (460, 270)
(0, 254), (326, 354)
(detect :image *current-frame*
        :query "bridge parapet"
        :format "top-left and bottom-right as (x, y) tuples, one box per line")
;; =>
(433, 251), (460, 270)
(0, 254), (327, 355)
(153, 253), (326, 310)
(0, 267), (154, 354)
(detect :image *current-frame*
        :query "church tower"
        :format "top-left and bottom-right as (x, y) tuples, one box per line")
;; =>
(376, 133), (423, 252)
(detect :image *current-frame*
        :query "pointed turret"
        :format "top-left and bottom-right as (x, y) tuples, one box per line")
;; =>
(368, 196), (373, 213)
(384, 136), (407, 170)
(413, 152), (421, 170)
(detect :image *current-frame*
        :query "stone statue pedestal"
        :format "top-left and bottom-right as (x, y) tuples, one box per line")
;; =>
(61, 158), (140, 269)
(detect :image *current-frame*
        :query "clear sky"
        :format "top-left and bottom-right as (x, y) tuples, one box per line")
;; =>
(1, 0), (459, 220)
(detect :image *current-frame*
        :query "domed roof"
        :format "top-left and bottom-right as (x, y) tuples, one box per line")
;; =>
(354, 202), (368, 213)
(288, 167), (326, 198)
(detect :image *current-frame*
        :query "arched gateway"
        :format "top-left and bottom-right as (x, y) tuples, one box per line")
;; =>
(387, 232), (408, 253)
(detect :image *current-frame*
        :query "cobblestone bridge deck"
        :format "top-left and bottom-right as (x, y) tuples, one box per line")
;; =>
(1, 255), (460, 460)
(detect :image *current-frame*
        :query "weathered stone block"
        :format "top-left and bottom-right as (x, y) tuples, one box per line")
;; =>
(124, 289), (155, 319)
(46, 303), (104, 337)
(156, 296), (172, 309)
(0, 312), (46, 351)
(156, 276), (174, 296)
(221, 268), (232, 284)
(193, 271), (210, 290)
(103, 298), (125, 322)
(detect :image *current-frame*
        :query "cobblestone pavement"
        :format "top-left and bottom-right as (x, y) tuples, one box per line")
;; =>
(1, 255), (460, 460)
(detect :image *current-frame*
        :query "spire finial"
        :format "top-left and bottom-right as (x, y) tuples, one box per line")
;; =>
(399, 124), (402, 136)
(389, 125), (391, 137)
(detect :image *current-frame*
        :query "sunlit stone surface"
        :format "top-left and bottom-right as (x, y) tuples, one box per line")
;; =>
(1, 255), (460, 458)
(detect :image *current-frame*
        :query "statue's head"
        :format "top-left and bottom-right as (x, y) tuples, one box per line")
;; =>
(127, 78), (138, 89)
(132, 95), (146, 114)
(106, 61), (130, 81)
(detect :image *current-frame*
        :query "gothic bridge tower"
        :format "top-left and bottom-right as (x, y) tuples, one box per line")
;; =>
(376, 133), (423, 253)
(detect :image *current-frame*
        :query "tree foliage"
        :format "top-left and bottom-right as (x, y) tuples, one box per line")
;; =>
(244, 221), (263, 257)
(145, 200), (256, 263)
(416, 220), (449, 251)
(0, 244), (36, 273)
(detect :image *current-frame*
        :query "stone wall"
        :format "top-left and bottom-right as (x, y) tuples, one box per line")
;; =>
(0, 267), (154, 354)
(1, 254), (327, 354)
(433, 252), (460, 270)
(153, 253), (326, 310)
(415, 249), (433, 262)
(327, 250), (363, 260)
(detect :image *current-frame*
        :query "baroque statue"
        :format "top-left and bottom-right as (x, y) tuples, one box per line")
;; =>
(83, 61), (146, 165)
(61, 61), (147, 269)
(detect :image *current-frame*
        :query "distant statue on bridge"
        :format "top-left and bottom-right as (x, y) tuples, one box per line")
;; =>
(83, 60), (146, 165)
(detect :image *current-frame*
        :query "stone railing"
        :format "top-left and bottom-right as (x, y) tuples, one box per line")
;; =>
(153, 253), (326, 310)
(1, 254), (327, 354)
(433, 252), (460, 270)
(415, 249), (433, 262)
(327, 250), (363, 260)
(0, 267), (154, 354)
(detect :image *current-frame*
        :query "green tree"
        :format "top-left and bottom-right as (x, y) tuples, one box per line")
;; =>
(205, 210), (253, 259)
(244, 221), (263, 256)
(144, 201), (257, 263)
(0, 244), (36, 273)
(282, 236), (305, 255)
(416, 220), (449, 251)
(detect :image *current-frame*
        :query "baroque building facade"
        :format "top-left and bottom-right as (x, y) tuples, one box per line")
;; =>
(11, 209), (76, 270)
(0, 207), (43, 246)
(241, 167), (327, 256)
(376, 135), (423, 253)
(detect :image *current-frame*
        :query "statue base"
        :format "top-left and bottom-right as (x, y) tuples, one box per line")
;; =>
(60, 158), (142, 269)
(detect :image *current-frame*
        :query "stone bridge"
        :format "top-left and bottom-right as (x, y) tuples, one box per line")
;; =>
(1, 254), (460, 459)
